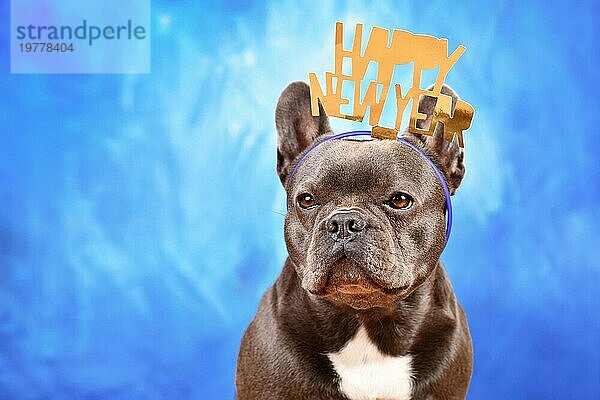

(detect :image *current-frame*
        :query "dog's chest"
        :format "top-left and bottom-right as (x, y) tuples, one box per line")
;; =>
(327, 326), (413, 400)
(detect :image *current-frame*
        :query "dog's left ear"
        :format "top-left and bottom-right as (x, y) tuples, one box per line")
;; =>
(275, 81), (332, 186)
(402, 84), (466, 195)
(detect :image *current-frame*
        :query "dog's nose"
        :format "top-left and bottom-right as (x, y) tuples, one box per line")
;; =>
(326, 211), (366, 241)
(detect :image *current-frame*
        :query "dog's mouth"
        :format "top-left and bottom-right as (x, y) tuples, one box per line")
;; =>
(318, 279), (409, 296)
(308, 257), (410, 309)
(335, 283), (379, 295)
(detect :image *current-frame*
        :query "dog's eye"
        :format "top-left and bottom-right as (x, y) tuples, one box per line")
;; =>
(297, 193), (317, 209)
(387, 192), (413, 210)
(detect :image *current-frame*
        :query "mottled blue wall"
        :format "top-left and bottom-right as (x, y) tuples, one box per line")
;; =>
(1, 0), (599, 399)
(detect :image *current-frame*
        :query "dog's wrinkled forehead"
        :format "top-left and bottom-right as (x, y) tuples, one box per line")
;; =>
(287, 139), (443, 199)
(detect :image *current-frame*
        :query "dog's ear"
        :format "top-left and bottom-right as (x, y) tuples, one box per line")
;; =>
(275, 81), (332, 185)
(402, 84), (466, 195)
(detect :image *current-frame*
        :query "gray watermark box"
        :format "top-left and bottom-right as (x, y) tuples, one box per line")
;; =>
(11, 0), (151, 74)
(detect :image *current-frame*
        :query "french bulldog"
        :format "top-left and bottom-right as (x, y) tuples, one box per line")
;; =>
(236, 81), (473, 400)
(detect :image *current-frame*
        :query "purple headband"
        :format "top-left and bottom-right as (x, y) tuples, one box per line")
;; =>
(286, 130), (453, 246)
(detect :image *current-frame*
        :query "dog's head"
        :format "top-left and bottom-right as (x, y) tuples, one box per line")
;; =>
(276, 81), (465, 310)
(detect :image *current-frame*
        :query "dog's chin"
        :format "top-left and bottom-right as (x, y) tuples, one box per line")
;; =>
(310, 258), (407, 310)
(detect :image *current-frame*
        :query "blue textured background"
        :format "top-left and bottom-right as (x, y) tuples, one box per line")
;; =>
(1, 0), (599, 399)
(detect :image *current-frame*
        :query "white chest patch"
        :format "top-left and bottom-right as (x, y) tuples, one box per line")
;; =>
(327, 326), (413, 400)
